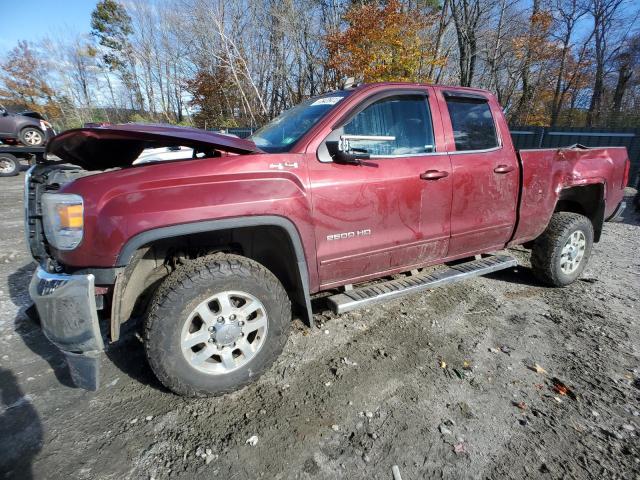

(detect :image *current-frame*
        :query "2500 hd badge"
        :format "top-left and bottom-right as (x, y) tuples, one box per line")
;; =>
(326, 229), (372, 241)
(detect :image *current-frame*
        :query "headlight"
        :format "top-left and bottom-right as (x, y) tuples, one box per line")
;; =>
(40, 120), (52, 129)
(41, 193), (84, 250)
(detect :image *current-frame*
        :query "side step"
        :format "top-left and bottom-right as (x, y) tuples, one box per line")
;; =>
(327, 254), (517, 314)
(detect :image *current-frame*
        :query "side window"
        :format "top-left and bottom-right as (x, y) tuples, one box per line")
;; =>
(343, 95), (435, 156)
(445, 98), (498, 151)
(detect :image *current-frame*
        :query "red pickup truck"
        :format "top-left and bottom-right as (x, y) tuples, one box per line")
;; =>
(25, 82), (629, 396)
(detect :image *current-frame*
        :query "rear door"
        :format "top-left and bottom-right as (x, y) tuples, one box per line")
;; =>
(309, 89), (452, 288)
(437, 90), (519, 256)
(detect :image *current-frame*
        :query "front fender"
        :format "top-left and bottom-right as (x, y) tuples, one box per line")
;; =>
(115, 215), (314, 326)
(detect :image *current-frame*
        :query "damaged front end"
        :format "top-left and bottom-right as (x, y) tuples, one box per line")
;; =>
(25, 164), (107, 390)
(25, 123), (262, 390)
(29, 267), (103, 390)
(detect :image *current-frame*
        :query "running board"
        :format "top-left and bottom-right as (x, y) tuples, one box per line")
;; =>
(327, 254), (517, 314)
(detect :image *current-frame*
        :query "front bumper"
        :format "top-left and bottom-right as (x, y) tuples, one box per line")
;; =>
(29, 266), (104, 390)
(44, 127), (56, 143)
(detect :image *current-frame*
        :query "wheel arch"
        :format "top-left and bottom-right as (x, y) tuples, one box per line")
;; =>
(20, 124), (44, 134)
(554, 182), (605, 242)
(111, 216), (313, 340)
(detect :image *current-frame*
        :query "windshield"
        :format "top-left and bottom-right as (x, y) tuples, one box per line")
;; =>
(251, 91), (352, 152)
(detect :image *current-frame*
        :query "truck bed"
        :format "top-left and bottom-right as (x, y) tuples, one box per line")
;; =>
(509, 146), (629, 246)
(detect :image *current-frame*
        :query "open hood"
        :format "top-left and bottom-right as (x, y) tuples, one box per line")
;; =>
(45, 123), (261, 170)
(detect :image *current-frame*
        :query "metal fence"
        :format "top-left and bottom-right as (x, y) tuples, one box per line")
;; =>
(208, 127), (256, 138)
(510, 126), (639, 186)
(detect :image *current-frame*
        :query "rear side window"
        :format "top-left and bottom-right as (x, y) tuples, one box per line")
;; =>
(343, 95), (435, 156)
(445, 98), (498, 151)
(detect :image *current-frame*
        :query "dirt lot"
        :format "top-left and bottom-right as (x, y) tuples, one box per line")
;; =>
(1, 171), (639, 480)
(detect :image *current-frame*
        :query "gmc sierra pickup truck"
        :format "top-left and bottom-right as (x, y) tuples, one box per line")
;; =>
(25, 82), (629, 396)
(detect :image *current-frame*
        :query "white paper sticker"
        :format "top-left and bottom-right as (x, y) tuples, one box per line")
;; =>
(311, 96), (343, 106)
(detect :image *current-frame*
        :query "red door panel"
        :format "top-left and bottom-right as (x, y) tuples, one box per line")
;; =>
(309, 154), (452, 288)
(308, 90), (452, 289)
(436, 90), (519, 257)
(448, 149), (518, 255)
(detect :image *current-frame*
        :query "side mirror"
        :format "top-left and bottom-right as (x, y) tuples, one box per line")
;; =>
(326, 134), (395, 164)
(0, 108), (7, 117)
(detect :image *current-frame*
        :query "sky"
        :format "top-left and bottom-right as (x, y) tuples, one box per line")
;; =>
(0, 0), (96, 53)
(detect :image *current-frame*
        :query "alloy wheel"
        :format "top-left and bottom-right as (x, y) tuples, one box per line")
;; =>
(180, 290), (268, 375)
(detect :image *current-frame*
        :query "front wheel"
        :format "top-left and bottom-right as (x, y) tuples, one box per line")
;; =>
(531, 212), (594, 287)
(144, 254), (291, 397)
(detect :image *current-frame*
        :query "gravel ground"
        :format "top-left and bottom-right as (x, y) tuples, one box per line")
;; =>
(1, 171), (639, 480)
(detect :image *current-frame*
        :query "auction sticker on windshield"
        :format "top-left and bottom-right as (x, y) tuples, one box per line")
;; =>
(311, 97), (344, 106)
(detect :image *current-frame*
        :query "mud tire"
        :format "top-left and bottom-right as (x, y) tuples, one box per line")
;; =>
(144, 253), (291, 397)
(531, 212), (594, 287)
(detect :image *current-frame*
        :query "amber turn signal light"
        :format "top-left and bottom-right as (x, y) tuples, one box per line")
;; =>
(57, 204), (84, 229)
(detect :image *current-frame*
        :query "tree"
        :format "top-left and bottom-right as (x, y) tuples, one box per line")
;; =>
(91, 0), (144, 110)
(0, 41), (61, 119)
(511, 0), (554, 124)
(325, 0), (444, 83)
(611, 33), (639, 114)
(450, 0), (484, 87)
(586, 0), (625, 126)
(549, 0), (589, 126)
(91, 0), (133, 71)
(187, 66), (241, 128)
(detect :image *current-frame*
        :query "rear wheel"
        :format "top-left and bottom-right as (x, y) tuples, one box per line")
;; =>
(0, 154), (19, 177)
(19, 127), (44, 146)
(144, 254), (291, 397)
(531, 212), (594, 287)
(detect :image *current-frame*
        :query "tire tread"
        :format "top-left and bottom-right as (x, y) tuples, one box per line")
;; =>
(531, 212), (594, 287)
(144, 253), (290, 397)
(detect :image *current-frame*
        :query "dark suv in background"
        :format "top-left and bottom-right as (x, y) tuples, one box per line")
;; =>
(0, 104), (56, 146)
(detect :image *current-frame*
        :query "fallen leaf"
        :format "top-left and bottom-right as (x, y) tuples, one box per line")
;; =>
(554, 383), (568, 396)
(453, 442), (466, 454)
(440, 360), (447, 369)
(528, 363), (547, 375)
(463, 360), (472, 371)
(551, 377), (576, 400)
(513, 401), (527, 410)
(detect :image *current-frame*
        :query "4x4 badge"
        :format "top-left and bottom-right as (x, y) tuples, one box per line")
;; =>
(269, 162), (298, 170)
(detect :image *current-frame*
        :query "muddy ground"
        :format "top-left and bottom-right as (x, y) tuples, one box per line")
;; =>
(0, 171), (639, 480)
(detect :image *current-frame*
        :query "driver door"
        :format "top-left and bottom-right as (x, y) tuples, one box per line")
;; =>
(308, 90), (453, 289)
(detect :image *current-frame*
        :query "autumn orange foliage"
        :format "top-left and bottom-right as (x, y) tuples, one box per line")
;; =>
(511, 9), (556, 125)
(0, 41), (62, 120)
(325, 0), (445, 84)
